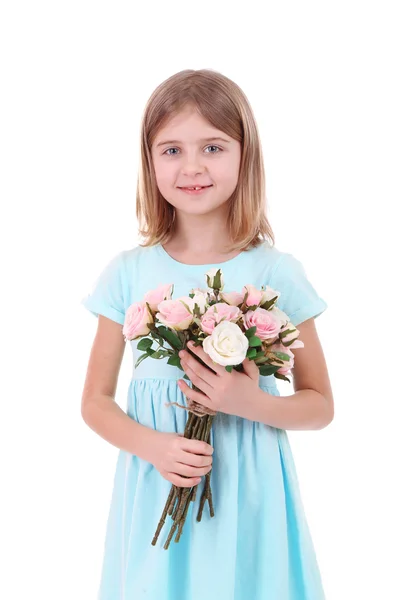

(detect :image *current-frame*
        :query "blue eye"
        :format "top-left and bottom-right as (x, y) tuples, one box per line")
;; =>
(164, 145), (222, 156)
(204, 145), (221, 154)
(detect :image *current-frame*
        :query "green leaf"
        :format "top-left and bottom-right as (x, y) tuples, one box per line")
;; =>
(246, 304), (259, 311)
(137, 338), (153, 351)
(149, 330), (164, 346)
(179, 300), (193, 314)
(259, 364), (280, 376)
(225, 365), (233, 373)
(134, 353), (149, 369)
(273, 351), (290, 361)
(260, 296), (279, 311)
(157, 326), (184, 350)
(274, 372), (291, 383)
(213, 270), (222, 290)
(150, 349), (170, 359)
(245, 326), (257, 339)
(246, 348), (257, 359)
(167, 354), (181, 367)
(242, 289), (249, 307)
(280, 328), (297, 339)
(146, 347), (156, 355)
(193, 303), (202, 318)
(248, 335), (262, 347)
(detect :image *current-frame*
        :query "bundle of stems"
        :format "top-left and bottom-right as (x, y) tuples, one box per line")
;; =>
(151, 392), (215, 550)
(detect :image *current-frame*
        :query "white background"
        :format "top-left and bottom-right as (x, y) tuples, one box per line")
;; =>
(1, 1), (399, 598)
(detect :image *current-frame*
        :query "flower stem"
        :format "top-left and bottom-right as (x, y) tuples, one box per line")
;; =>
(152, 398), (216, 548)
(151, 485), (175, 546)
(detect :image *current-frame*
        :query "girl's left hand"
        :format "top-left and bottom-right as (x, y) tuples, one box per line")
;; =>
(177, 341), (260, 418)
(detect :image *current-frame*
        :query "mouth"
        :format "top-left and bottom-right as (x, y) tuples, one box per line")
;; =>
(178, 184), (213, 195)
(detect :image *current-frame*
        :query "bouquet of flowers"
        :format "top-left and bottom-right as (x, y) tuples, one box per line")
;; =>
(122, 268), (304, 549)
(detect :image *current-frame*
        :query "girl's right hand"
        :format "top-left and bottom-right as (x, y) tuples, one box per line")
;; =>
(149, 431), (214, 488)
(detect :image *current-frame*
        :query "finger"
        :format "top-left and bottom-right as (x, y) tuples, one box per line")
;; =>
(180, 357), (216, 392)
(174, 462), (212, 478)
(187, 341), (226, 376)
(178, 449), (213, 468)
(181, 437), (214, 456)
(242, 357), (260, 380)
(177, 378), (213, 409)
(166, 472), (202, 488)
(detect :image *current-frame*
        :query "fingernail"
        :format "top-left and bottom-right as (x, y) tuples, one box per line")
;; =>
(188, 341), (194, 347)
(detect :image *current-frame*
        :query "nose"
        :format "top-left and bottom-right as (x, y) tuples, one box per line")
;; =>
(181, 152), (206, 176)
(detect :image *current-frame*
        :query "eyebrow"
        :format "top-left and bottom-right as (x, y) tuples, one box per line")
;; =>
(156, 136), (231, 148)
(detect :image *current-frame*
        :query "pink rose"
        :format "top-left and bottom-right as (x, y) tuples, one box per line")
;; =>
(123, 301), (153, 341)
(200, 302), (242, 335)
(144, 283), (174, 312)
(242, 284), (281, 308)
(268, 341), (295, 375)
(156, 296), (194, 331)
(243, 308), (282, 341)
(280, 322), (303, 345)
(220, 291), (245, 306)
(289, 339), (304, 349)
(242, 284), (263, 307)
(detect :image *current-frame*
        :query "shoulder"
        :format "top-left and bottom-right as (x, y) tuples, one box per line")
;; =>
(260, 244), (328, 326)
(252, 240), (297, 275)
(122, 243), (160, 277)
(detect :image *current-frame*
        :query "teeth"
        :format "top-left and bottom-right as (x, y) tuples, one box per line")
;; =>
(180, 185), (211, 190)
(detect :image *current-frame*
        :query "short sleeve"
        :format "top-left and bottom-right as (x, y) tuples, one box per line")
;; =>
(81, 251), (126, 325)
(269, 252), (328, 326)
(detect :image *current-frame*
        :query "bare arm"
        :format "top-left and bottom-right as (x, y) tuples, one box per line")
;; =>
(243, 318), (334, 430)
(81, 315), (213, 489)
(82, 392), (159, 461)
(81, 315), (158, 461)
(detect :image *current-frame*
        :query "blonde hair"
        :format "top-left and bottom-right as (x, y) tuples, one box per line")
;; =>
(136, 69), (275, 252)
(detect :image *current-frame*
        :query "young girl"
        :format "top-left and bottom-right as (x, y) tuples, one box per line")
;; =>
(81, 69), (334, 600)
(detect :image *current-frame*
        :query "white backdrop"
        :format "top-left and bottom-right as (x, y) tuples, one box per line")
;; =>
(2, 1), (399, 598)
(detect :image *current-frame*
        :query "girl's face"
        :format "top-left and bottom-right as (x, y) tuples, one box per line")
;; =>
(151, 106), (241, 218)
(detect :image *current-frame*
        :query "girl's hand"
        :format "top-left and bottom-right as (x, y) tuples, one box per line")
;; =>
(148, 430), (214, 488)
(178, 341), (260, 418)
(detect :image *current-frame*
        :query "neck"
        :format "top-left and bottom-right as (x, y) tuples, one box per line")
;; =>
(168, 209), (233, 254)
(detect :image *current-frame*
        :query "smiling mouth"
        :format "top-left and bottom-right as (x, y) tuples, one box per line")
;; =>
(178, 185), (213, 190)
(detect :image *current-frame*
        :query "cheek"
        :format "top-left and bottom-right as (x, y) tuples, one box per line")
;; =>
(153, 161), (172, 186)
(213, 154), (240, 188)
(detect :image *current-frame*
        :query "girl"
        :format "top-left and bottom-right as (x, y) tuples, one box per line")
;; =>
(81, 69), (334, 600)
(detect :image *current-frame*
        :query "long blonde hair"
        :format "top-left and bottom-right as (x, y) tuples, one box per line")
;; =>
(136, 69), (275, 252)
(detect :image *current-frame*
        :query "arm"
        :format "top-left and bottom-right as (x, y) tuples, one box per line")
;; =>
(81, 316), (214, 487)
(81, 315), (158, 461)
(242, 318), (334, 430)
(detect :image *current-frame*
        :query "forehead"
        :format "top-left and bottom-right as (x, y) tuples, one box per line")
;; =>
(154, 107), (229, 143)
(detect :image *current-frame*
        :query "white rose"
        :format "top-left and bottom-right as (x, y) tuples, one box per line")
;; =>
(260, 285), (281, 305)
(205, 268), (225, 291)
(203, 321), (249, 366)
(191, 290), (209, 314)
(270, 306), (290, 327)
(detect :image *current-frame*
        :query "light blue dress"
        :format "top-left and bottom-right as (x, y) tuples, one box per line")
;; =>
(81, 241), (328, 600)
